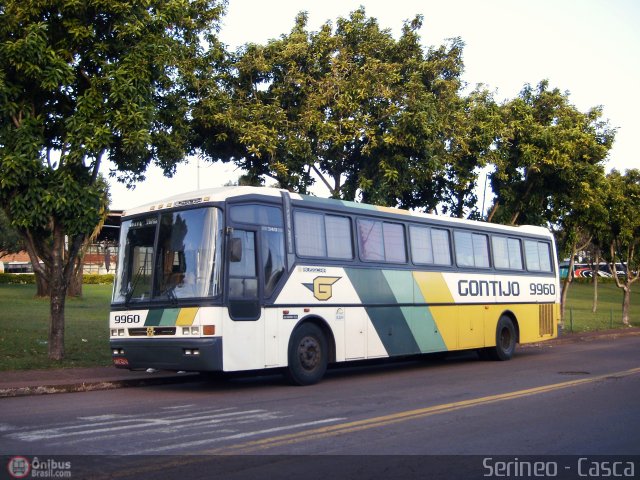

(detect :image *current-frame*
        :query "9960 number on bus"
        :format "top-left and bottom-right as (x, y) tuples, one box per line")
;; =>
(114, 314), (141, 324)
(529, 283), (556, 296)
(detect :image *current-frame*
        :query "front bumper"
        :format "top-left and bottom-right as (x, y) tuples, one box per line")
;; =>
(110, 337), (223, 372)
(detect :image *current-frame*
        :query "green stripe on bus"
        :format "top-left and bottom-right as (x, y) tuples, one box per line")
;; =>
(159, 308), (180, 326)
(144, 308), (181, 326)
(145, 309), (163, 326)
(402, 306), (448, 353)
(344, 268), (398, 305)
(346, 268), (448, 355)
(365, 306), (421, 355)
(345, 268), (420, 355)
(382, 270), (414, 304)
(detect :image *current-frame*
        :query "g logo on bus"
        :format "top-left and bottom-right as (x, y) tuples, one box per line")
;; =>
(146, 327), (155, 337)
(304, 276), (341, 301)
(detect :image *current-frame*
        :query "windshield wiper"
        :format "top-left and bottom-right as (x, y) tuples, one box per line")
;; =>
(125, 251), (150, 307)
(163, 285), (179, 305)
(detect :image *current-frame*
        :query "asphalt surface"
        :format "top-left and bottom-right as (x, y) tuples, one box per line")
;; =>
(1, 327), (639, 398)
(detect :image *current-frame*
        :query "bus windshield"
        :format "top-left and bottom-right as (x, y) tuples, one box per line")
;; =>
(112, 207), (223, 304)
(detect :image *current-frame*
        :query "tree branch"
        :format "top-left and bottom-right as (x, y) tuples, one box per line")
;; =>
(609, 242), (625, 290)
(20, 229), (48, 279)
(487, 201), (499, 222)
(312, 164), (335, 196)
(91, 150), (105, 184)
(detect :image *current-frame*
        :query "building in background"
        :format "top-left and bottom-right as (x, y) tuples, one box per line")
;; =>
(0, 211), (122, 274)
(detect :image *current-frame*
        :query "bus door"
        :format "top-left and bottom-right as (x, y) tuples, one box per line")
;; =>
(260, 225), (286, 367)
(226, 209), (286, 368)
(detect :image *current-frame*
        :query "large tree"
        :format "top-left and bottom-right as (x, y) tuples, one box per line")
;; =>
(0, 0), (226, 360)
(194, 8), (465, 210)
(440, 87), (502, 218)
(603, 169), (640, 326)
(487, 80), (614, 226)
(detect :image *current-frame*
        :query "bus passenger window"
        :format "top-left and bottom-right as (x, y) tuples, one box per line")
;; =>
(294, 211), (353, 259)
(410, 226), (451, 266)
(454, 231), (489, 268)
(524, 240), (552, 272)
(492, 236), (523, 270)
(357, 219), (406, 263)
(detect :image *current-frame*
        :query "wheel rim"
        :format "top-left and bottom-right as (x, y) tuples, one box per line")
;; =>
(499, 327), (512, 350)
(297, 336), (321, 371)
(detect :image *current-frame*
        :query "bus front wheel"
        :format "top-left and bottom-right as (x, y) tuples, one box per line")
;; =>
(487, 315), (516, 361)
(285, 323), (328, 386)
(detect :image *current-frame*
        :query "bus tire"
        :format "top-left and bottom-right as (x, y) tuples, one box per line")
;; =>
(285, 323), (328, 386)
(488, 315), (517, 361)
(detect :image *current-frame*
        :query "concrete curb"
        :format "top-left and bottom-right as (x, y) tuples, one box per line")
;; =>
(545, 327), (640, 345)
(0, 373), (201, 398)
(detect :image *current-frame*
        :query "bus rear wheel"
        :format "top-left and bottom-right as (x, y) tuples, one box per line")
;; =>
(285, 323), (328, 386)
(486, 315), (516, 361)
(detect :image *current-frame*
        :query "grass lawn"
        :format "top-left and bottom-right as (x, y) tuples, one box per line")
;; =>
(0, 281), (638, 371)
(563, 281), (640, 332)
(0, 284), (113, 370)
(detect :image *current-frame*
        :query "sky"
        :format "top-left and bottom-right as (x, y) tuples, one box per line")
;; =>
(105, 0), (640, 210)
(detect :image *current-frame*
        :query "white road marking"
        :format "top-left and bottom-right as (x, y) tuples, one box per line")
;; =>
(8, 409), (271, 442)
(3, 406), (346, 456)
(138, 417), (347, 454)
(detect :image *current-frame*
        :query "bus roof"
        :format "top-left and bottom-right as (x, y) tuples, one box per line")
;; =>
(122, 186), (552, 238)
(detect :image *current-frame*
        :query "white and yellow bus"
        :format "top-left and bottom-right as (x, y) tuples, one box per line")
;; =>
(110, 186), (559, 385)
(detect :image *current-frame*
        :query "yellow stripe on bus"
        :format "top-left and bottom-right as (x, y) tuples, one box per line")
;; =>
(176, 307), (199, 326)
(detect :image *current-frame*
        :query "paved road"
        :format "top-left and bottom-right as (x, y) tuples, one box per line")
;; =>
(2, 336), (639, 479)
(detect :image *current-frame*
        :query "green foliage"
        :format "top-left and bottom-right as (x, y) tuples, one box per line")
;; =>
(0, 273), (36, 284)
(0, 209), (24, 254)
(440, 88), (502, 218)
(0, 0), (227, 359)
(605, 169), (640, 250)
(82, 274), (115, 285)
(194, 8), (466, 211)
(603, 169), (640, 289)
(488, 80), (614, 226)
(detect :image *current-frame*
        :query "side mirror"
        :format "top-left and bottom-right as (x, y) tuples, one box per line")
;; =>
(229, 237), (242, 262)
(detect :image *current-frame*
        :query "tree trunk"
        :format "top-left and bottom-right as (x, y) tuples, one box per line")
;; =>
(486, 201), (500, 222)
(47, 224), (86, 361)
(67, 269), (83, 297)
(560, 239), (577, 323)
(622, 286), (631, 327)
(20, 230), (50, 297)
(67, 254), (84, 298)
(48, 225), (68, 361)
(35, 272), (50, 298)
(592, 249), (600, 313)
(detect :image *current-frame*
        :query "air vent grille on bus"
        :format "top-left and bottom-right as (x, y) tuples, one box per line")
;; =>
(539, 304), (554, 336)
(128, 327), (177, 336)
